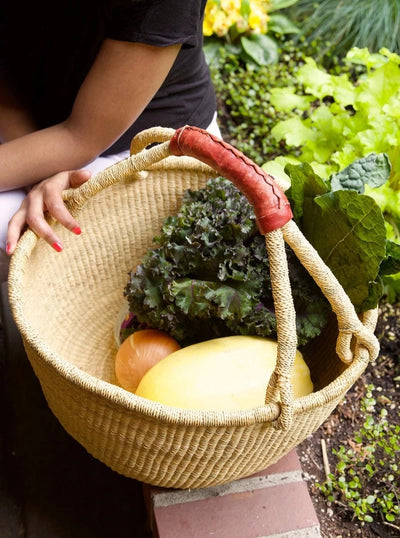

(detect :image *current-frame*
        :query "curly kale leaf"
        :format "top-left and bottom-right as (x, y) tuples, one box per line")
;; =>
(124, 177), (331, 346)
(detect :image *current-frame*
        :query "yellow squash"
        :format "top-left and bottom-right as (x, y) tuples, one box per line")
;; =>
(135, 335), (313, 411)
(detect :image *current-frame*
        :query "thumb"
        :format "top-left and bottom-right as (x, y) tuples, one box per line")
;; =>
(69, 169), (92, 189)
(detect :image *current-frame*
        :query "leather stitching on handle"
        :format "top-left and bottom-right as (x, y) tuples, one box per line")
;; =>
(170, 126), (293, 233)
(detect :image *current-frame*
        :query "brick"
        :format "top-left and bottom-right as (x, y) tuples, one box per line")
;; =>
(154, 481), (319, 538)
(143, 449), (321, 538)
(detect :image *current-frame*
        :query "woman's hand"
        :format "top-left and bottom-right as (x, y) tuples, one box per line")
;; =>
(6, 169), (91, 254)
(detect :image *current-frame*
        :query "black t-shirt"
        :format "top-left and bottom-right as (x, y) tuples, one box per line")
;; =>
(0, 0), (216, 154)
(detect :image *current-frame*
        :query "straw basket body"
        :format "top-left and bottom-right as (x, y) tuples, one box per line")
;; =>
(8, 127), (379, 489)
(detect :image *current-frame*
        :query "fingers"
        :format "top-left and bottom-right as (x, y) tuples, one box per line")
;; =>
(6, 189), (75, 254)
(6, 204), (28, 255)
(6, 169), (92, 255)
(69, 169), (92, 189)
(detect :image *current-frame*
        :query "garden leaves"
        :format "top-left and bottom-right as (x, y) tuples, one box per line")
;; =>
(285, 153), (395, 311)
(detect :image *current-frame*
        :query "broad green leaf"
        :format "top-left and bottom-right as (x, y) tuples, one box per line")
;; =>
(270, 87), (312, 112)
(297, 58), (332, 98)
(203, 39), (224, 66)
(171, 279), (254, 320)
(268, 14), (300, 35)
(362, 278), (384, 312)
(303, 190), (387, 310)
(307, 107), (347, 162)
(285, 162), (328, 223)
(330, 153), (391, 193)
(346, 47), (388, 70)
(271, 117), (316, 146)
(356, 59), (400, 110)
(297, 59), (354, 105)
(240, 34), (279, 66)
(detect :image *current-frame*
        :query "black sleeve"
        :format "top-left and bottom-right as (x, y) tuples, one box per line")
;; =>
(106, 0), (206, 48)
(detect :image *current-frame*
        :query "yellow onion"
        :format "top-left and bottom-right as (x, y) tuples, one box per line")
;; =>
(115, 329), (181, 393)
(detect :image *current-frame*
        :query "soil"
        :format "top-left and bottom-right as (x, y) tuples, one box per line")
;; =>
(297, 302), (400, 538)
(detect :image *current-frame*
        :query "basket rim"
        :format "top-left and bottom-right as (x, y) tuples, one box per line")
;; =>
(8, 230), (373, 429)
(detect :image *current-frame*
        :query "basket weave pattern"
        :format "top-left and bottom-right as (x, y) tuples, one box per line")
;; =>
(8, 127), (379, 488)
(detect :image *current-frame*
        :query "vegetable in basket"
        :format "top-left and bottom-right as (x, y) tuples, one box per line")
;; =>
(135, 335), (313, 411)
(123, 176), (331, 348)
(122, 152), (400, 350)
(115, 329), (181, 393)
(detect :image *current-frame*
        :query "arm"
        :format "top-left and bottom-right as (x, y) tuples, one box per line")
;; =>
(0, 39), (181, 191)
(5, 39), (180, 253)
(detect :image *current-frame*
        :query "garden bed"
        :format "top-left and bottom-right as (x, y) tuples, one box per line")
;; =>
(298, 302), (400, 537)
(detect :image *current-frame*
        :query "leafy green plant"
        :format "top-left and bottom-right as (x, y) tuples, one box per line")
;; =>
(264, 47), (400, 298)
(317, 385), (400, 528)
(286, 0), (400, 60)
(204, 0), (301, 67)
(283, 154), (400, 311)
(210, 37), (335, 164)
(124, 177), (331, 347)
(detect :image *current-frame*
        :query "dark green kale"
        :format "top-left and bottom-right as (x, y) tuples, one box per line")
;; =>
(124, 177), (331, 346)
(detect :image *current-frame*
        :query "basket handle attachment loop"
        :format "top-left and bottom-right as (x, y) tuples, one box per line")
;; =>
(280, 219), (380, 365)
(170, 126), (297, 430)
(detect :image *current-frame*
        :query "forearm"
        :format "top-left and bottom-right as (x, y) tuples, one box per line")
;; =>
(0, 39), (181, 192)
(0, 123), (99, 192)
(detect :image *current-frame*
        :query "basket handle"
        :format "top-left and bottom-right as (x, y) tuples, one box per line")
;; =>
(170, 126), (293, 233)
(169, 126), (379, 430)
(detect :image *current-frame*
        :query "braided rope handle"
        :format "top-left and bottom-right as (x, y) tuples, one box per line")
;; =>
(63, 126), (379, 430)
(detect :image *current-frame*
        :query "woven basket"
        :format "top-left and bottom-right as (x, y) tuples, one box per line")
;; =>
(8, 126), (379, 489)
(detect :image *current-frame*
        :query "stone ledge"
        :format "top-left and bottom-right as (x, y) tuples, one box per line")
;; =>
(143, 449), (321, 538)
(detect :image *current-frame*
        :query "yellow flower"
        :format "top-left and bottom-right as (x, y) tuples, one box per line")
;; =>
(203, 0), (270, 38)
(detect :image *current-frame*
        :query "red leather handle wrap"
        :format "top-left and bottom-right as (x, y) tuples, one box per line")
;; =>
(170, 126), (293, 233)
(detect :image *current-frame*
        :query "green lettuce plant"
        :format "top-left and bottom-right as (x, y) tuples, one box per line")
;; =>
(263, 47), (400, 298)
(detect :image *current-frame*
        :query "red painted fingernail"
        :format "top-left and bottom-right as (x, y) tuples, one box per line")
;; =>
(6, 243), (11, 255)
(52, 241), (63, 252)
(72, 226), (81, 235)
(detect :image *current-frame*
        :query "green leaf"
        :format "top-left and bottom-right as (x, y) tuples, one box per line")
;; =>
(297, 58), (355, 105)
(285, 162), (328, 223)
(125, 177), (331, 346)
(346, 47), (388, 71)
(268, 14), (300, 35)
(203, 38), (224, 67)
(171, 279), (254, 320)
(302, 190), (387, 310)
(270, 87), (312, 112)
(271, 117), (316, 147)
(379, 240), (400, 276)
(240, 34), (279, 66)
(330, 153), (391, 193)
